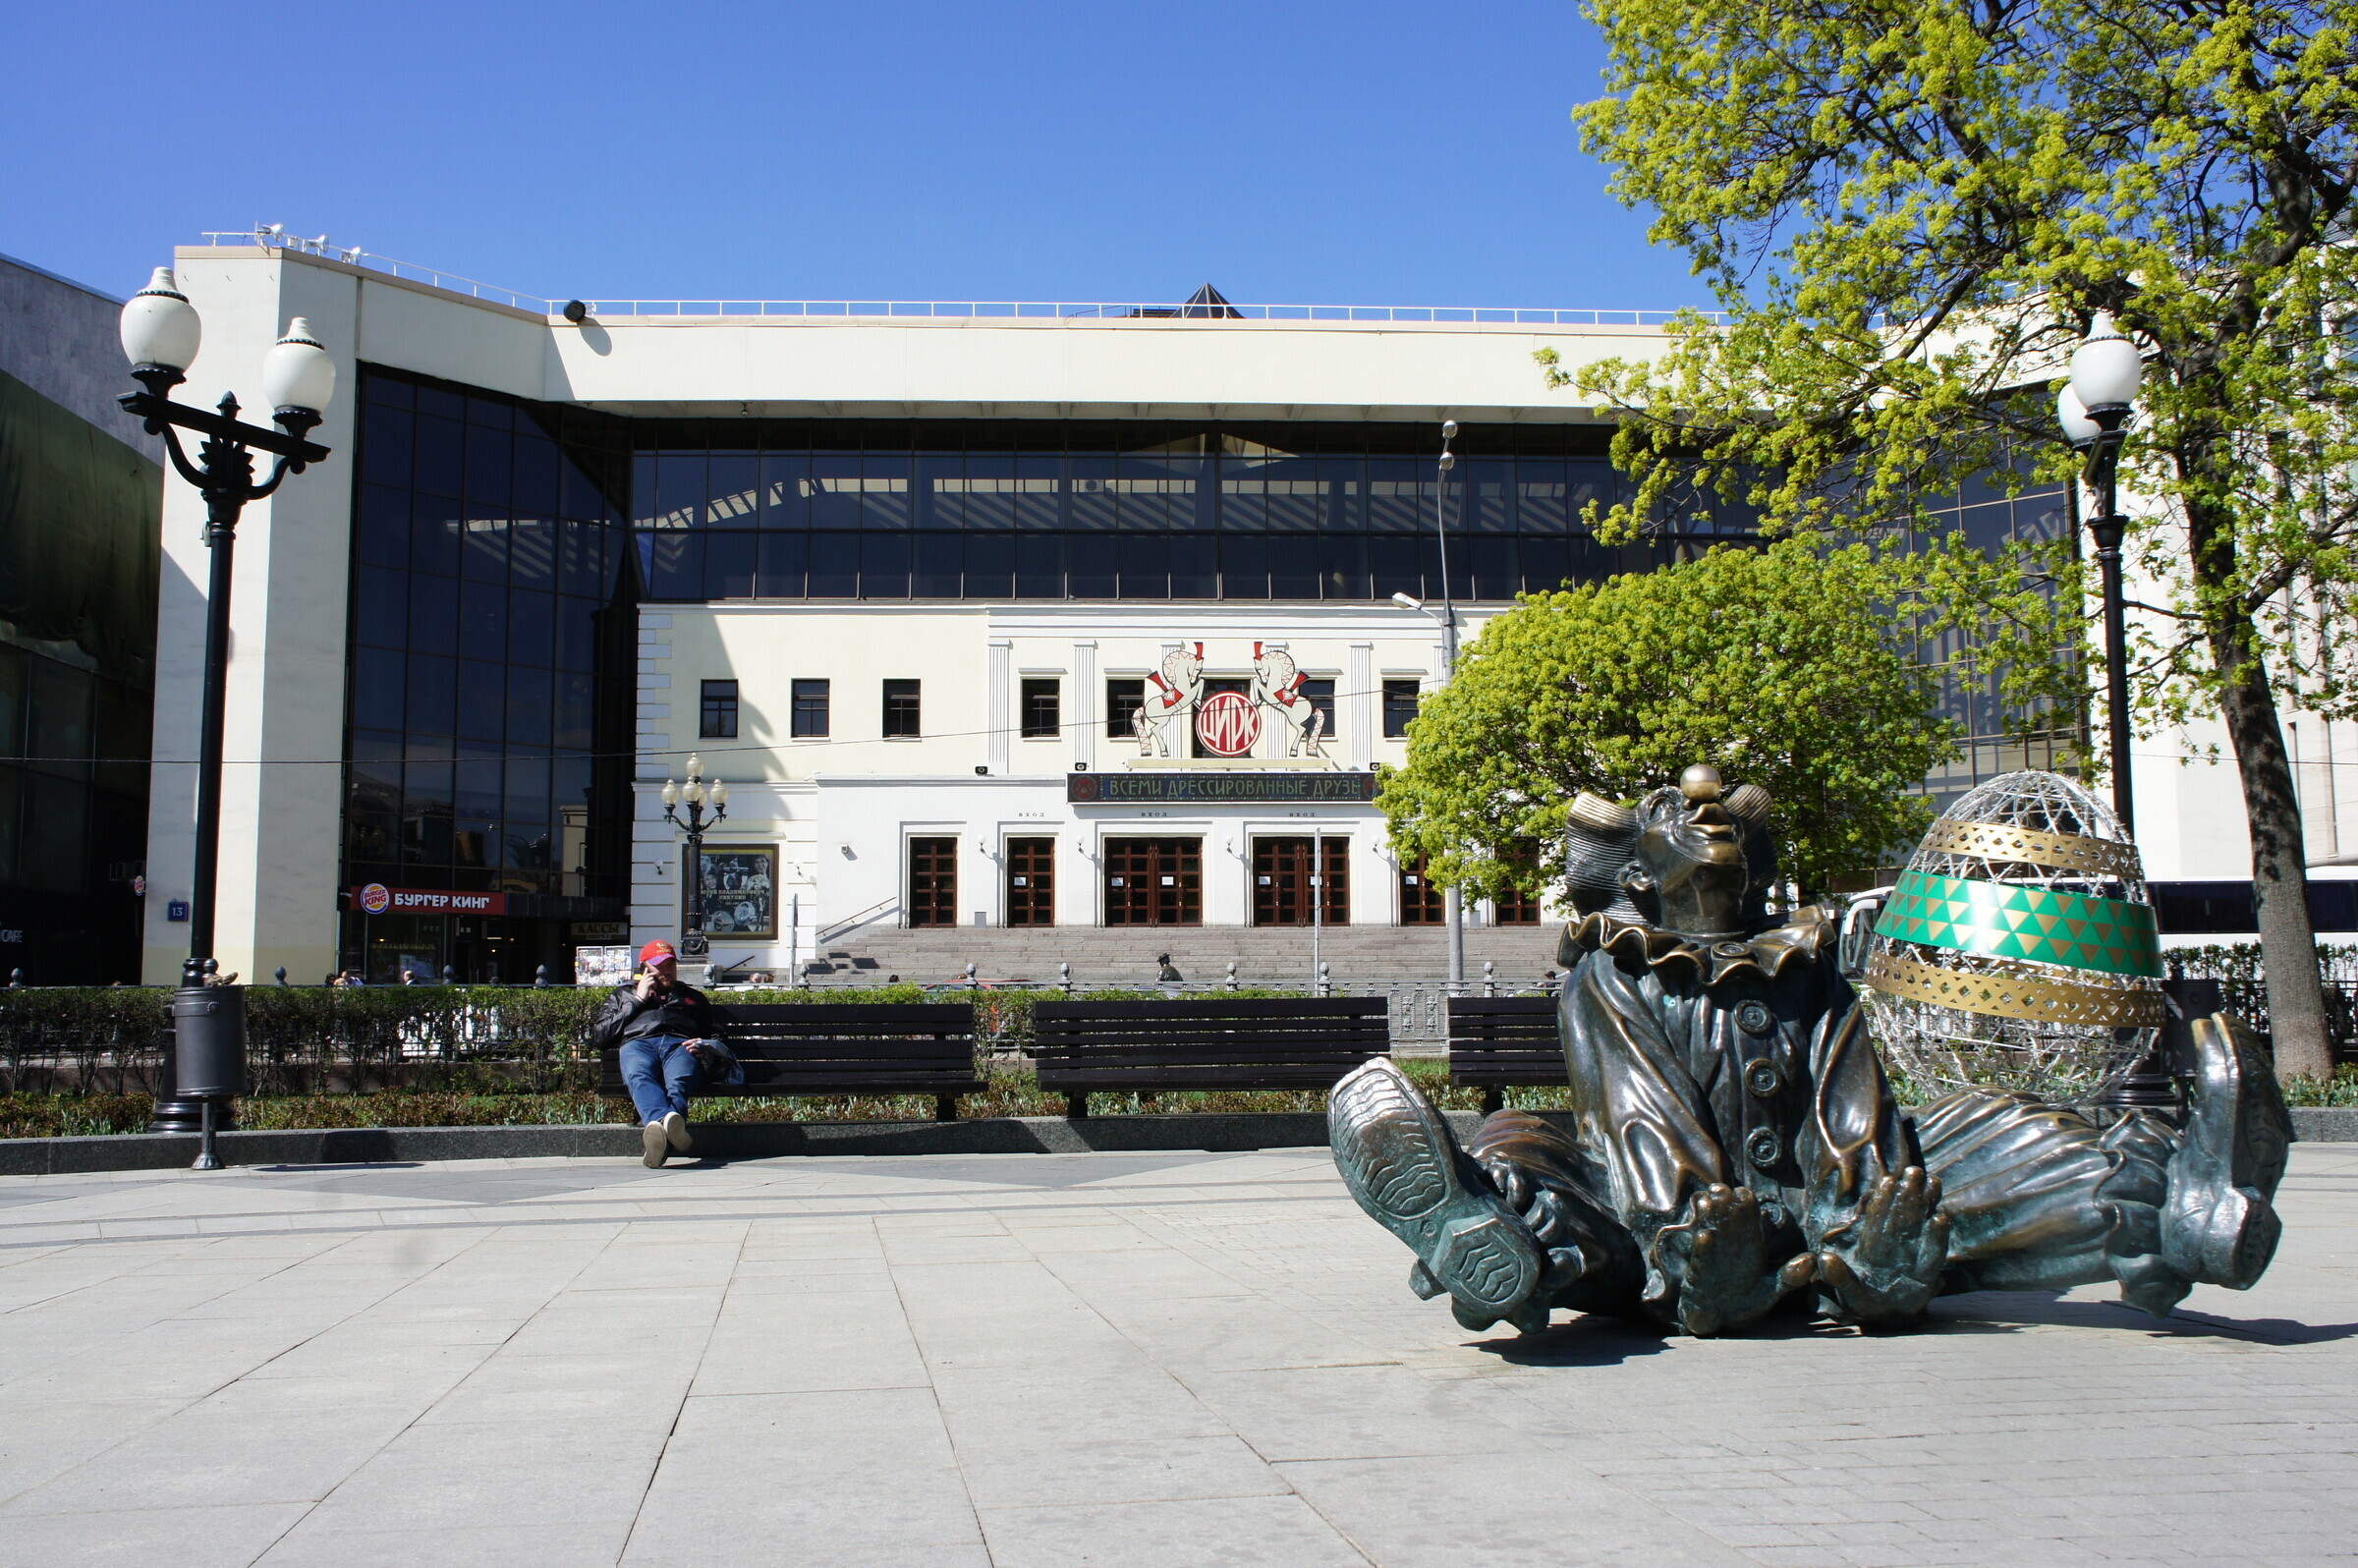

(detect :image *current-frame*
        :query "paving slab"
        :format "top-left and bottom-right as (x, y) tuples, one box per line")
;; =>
(0, 1144), (2354, 1565)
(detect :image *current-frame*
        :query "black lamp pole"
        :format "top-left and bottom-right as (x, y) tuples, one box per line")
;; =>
(120, 366), (330, 1142)
(661, 757), (727, 963)
(2078, 415), (2135, 838)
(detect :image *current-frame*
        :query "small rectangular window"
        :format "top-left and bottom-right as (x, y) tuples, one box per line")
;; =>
(700, 679), (739, 740)
(1021, 677), (1061, 739)
(1105, 678), (1145, 739)
(791, 678), (830, 739)
(882, 678), (921, 739)
(1382, 679), (1423, 739)
(1300, 678), (1336, 742)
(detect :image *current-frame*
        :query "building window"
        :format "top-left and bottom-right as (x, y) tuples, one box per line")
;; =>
(1382, 679), (1423, 739)
(791, 678), (830, 738)
(700, 680), (739, 739)
(1105, 678), (1145, 739)
(882, 678), (921, 739)
(1021, 678), (1061, 739)
(908, 836), (957, 926)
(1299, 677), (1335, 742)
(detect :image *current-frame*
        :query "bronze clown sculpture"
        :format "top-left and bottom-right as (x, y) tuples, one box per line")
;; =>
(1330, 765), (2291, 1336)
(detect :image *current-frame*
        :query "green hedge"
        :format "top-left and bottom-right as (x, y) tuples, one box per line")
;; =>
(0, 982), (1312, 1097)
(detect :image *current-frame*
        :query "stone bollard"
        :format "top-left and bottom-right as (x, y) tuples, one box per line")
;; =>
(275, 967), (289, 986)
(535, 964), (549, 987)
(1058, 962), (1072, 995)
(442, 965), (457, 985)
(1484, 960), (1495, 997)
(1318, 961), (1331, 997)
(1226, 960), (1238, 991)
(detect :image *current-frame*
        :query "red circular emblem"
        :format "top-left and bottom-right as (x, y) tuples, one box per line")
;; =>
(360, 882), (391, 914)
(1195, 692), (1260, 756)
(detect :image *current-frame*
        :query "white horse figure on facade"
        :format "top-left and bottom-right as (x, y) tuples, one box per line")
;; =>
(1252, 643), (1325, 758)
(1134, 643), (1205, 757)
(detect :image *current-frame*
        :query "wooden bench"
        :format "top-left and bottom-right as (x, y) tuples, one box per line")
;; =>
(1031, 996), (1391, 1117)
(1445, 994), (1567, 1113)
(598, 1002), (983, 1122)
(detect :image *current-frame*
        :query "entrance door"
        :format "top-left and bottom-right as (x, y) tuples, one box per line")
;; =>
(908, 836), (958, 926)
(1007, 837), (1055, 926)
(1399, 855), (1445, 925)
(1103, 837), (1202, 925)
(1253, 837), (1349, 926)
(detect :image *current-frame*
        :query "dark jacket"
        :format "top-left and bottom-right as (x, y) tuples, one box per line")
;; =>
(590, 980), (722, 1053)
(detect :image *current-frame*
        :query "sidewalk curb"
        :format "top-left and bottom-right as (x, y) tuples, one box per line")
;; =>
(2, 1106), (2342, 1175)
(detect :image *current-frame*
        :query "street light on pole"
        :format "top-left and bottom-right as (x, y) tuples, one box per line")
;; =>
(2059, 309), (2144, 836)
(1390, 419), (1467, 989)
(661, 754), (728, 966)
(119, 269), (335, 1163)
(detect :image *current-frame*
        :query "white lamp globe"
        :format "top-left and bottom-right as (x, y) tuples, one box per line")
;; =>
(120, 268), (200, 372)
(709, 779), (729, 808)
(682, 778), (703, 806)
(661, 780), (679, 809)
(2055, 383), (2101, 448)
(261, 317), (337, 417)
(2068, 309), (2142, 415)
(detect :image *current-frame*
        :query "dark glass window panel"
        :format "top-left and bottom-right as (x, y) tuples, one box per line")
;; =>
(1959, 501), (2015, 554)
(0, 649), (21, 759)
(882, 678), (921, 738)
(561, 454), (611, 524)
(559, 521), (610, 597)
(509, 519), (557, 588)
(555, 598), (598, 672)
(859, 532), (911, 597)
(1173, 457), (1217, 530)
(508, 666), (552, 746)
(706, 452), (758, 525)
(963, 453), (1018, 531)
(554, 671), (595, 750)
(760, 452), (810, 529)
(1174, 528), (1226, 596)
(632, 453), (659, 526)
(1319, 458), (1366, 531)
(413, 415), (463, 497)
(791, 678), (830, 738)
(460, 579), (506, 661)
(1469, 535), (1519, 600)
(501, 588), (551, 669)
(1021, 678), (1060, 739)
(1465, 461), (1514, 532)
(355, 567), (408, 649)
(1015, 456), (1063, 530)
(454, 755), (503, 819)
(505, 754), (551, 819)
(407, 573), (458, 651)
(512, 435), (562, 517)
(353, 648), (406, 732)
(1067, 532), (1116, 598)
(19, 773), (87, 892)
(963, 532), (1013, 597)
(466, 395), (513, 430)
(912, 532), (963, 596)
(1382, 679), (1422, 738)
(458, 663), (507, 740)
(808, 532), (858, 596)
(1299, 678), (1336, 739)
(406, 653), (456, 736)
(417, 385), (464, 420)
(1113, 457), (1172, 531)
(361, 404), (414, 488)
(810, 454), (863, 529)
(914, 454), (961, 531)
(1262, 459), (1321, 532)
(1366, 461), (1426, 532)
(655, 452), (706, 529)
(357, 484), (410, 570)
(1519, 535), (1574, 594)
(757, 532), (807, 597)
(462, 519), (510, 582)
(1569, 460), (1617, 521)
(646, 532), (704, 600)
(1268, 534), (1319, 598)
(552, 755), (591, 813)
(1068, 457), (1116, 531)
(413, 498), (463, 578)
(362, 374), (414, 409)
(1517, 461), (1570, 533)
(1220, 467), (1267, 533)
(1105, 678), (1145, 738)
(704, 532), (757, 597)
(1116, 533), (1168, 598)
(861, 454), (912, 530)
(1015, 533), (1063, 597)
(464, 426), (511, 504)
(702, 679), (740, 739)
(1220, 533), (1268, 598)
(1321, 532), (1370, 599)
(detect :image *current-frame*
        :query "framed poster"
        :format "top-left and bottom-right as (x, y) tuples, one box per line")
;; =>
(574, 945), (633, 987)
(698, 844), (779, 938)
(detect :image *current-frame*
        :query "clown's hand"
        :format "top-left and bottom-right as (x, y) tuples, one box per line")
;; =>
(1815, 1166), (1948, 1326)
(1655, 1184), (1814, 1338)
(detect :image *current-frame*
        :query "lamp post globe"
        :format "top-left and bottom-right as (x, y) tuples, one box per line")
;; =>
(261, 317), (337, 428)
(2068, 309), (2143, 419)
(2055, 383), (2101, 450)
(120, 268), (201, 378)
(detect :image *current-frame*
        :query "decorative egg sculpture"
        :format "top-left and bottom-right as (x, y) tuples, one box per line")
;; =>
(1860, 770), (2163, 1102)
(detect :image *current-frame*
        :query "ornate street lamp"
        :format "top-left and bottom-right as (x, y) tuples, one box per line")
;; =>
(661, 754), (729, 963)
(119, 269), (335, 1162)
(2059, 309), (2143, 836)
(1390, 418), (1467, 988)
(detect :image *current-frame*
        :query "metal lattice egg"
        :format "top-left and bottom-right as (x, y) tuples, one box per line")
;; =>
(1860, 770), (2162, 1102)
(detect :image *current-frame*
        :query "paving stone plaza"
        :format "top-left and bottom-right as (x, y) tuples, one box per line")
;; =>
(1, 1142), (2353, 1567)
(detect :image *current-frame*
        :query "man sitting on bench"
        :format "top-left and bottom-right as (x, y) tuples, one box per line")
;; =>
(590, 940), (740, 1167)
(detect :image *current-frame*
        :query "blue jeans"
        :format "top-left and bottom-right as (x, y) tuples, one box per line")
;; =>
(620, 1036), (702, 1125)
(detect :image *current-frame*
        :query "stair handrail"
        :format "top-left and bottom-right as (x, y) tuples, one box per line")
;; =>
(814, 894), (902, 945)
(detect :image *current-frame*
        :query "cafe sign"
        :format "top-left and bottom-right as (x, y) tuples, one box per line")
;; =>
(350, 884), (508, 915)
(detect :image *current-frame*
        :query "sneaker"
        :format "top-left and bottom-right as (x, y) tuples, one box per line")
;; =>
(1328, 1057), (1545, 1332)
(642, 1120), (669, 1168)
(662, 1111), (693, 1153)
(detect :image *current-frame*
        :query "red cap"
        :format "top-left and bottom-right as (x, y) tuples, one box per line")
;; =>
(639, 939), (677, 965)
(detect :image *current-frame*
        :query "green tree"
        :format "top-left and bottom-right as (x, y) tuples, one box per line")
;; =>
(1552, 0), (2357, 1078)
(1377, 541), (1957, 904)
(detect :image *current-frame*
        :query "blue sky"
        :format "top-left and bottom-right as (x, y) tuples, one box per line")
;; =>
(2, 0), (1700, 311)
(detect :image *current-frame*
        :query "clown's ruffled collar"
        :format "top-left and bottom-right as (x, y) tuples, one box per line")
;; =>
(1568, 907), (1835, 987)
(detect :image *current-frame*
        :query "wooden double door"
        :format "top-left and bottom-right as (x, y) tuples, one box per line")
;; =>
(1103, 837), (1202, 925)
(1253, 836), (1349, 926)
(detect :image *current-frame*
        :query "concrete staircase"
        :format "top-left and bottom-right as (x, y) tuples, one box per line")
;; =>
(784, 923), (1564, 989)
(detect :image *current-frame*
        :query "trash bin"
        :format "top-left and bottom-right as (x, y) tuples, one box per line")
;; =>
(169, 985), (247, 1098)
